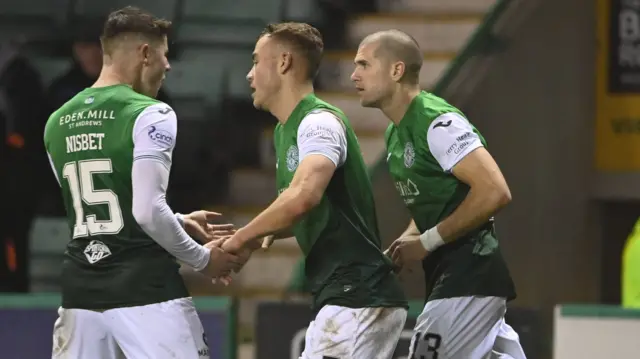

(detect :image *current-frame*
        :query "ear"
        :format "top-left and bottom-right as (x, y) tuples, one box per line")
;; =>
(279, 51), (293, 75)
(140, 43), (151, 66)
(390, 61), (405, 82)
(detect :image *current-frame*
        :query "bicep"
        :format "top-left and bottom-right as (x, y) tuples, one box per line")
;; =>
(290, 154), (337, 195)
(451, 147), (507, 189)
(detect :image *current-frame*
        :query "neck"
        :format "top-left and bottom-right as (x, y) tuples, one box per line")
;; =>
(380, 86), (422, 125)
(269, 81), (314, 124)
(92, 60), (135, 89)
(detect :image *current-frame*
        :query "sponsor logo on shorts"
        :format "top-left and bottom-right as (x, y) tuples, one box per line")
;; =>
(83, 240), (112, 264)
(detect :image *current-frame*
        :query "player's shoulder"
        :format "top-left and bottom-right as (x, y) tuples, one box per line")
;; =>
(137, 102), (175, 117)
(303, 109), (340, 123)
(384, 122), (396, 143)
(412, 92), (468, 124)
(301, 109), (346, 131)
(427, 112), (470, 132)
(108, 86), (164, 113)
(44, 93), (84, 141)
(132, 102), (176, 133)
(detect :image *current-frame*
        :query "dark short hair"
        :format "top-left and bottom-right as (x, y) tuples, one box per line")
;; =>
(101, 6), (172, 53)
(260, 22), (324, 80)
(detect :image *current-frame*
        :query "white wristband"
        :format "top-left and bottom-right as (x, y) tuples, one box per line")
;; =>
(419, 226), (445, 252)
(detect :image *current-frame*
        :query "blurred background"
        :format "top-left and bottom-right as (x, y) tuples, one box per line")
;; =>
(1, 0), (639, 358)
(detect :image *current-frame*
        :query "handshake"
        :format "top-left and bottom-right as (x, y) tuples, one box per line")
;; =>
(180, 210), (276, 285)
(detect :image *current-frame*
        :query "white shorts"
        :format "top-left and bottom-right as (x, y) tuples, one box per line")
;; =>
(52, 297), (210, 359)
(408, 296), (526, 359)
(299, 305), (407, 359)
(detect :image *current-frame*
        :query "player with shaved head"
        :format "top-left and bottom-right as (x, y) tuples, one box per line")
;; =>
(352, 30), (527, 359)
(218, 23), (408, 359)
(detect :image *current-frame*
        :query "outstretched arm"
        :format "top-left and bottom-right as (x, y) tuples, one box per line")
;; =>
(223, 111), (348, 251)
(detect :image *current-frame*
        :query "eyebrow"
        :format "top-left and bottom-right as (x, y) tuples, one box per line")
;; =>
(354, 59), (368, 66)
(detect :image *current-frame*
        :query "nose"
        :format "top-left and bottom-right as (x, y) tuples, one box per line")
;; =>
(165, 63), (171, 72)
(350, 69), (358, 83)
(246, 68), (253, 83)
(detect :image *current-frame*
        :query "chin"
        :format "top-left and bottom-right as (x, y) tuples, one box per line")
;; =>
(252, 98), (261, 109)
(252, 96), (268, 111)
(360, 97), (378, 108)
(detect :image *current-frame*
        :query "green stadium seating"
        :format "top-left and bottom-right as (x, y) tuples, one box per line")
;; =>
(0, 0), (69, 23)
(164, 59), (226, 116)
(0, 0), (69, 47)
(179, 47), (250, 66)
(284, 0), (322, 23)
(73, 0), (177, 20)
(29, 57), (72, 87)
(182, 0), (283, 23)
(176, 22), (265, 48)
(227, 63), (253, 100)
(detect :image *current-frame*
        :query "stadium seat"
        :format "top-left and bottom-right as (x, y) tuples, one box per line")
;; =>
(73, 0), (176, 20)
(29, 57), (72, 87)
(182, 0), (283, 23)
(29, 217), (69, 292)
(283, 0), (322, 23)
(164, 60), (226, 117)
(0, 0), (69, 23)
(227, 63), (253, 100)
(0, 0), (69, 46)
(176, 22), (265, 48)
(179, 47), (251, 67)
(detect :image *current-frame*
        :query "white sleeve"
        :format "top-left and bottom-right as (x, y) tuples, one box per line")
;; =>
(130, 103), (210, 271)
(132, 103), (177, 168)
(426, 112), (484, 172)
(297, 110), (348, 167)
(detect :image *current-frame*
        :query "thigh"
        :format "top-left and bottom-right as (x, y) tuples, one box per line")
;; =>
(52, 307), (123, 359)
(105, 297), (209, 359)
(409, 296), (506, 359)
(491, 320), (527, 359)
(301, 305), (407, 359)
(352, 307), (407, 359)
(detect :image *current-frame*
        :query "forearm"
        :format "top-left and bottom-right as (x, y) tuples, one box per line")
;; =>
(132, 159), (210, 270)
(436, 187), (508, 243)
(401, 220), (420, 237)
(238, 188), (311, 245)
(272, 227), (295, 239)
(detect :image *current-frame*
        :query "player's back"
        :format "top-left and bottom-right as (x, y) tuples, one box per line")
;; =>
(44, 84), (189, 310)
